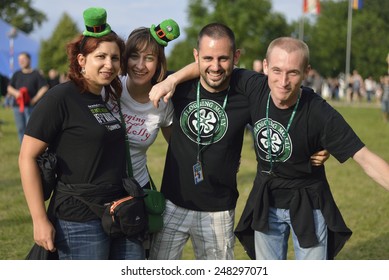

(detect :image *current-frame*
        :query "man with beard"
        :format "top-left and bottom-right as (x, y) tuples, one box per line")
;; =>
(148, 24), (328, 260)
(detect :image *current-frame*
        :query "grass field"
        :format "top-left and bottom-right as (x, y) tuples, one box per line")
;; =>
(0, 100), (388, 260)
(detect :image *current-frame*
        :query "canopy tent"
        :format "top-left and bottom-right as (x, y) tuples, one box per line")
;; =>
(0, 19), (40, 78)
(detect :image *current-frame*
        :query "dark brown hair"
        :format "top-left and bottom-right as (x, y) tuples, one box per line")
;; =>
(197, 23), (236, 52)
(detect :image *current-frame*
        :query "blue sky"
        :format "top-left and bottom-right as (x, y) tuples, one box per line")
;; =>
(29, 0), (303, 51)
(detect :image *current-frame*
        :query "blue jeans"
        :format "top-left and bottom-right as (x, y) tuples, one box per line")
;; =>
(55, 218), (145, 260)
(254, 207), (327, 260)
(12, 106), (33, 143)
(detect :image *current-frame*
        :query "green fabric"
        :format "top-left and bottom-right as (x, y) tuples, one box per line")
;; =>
(150, 19), (180, 46)
(82, 7), (111, 37)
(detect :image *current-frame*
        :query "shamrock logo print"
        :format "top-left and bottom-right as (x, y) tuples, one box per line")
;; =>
(260, 129), (283, 154)
(192, 109), (217, 135)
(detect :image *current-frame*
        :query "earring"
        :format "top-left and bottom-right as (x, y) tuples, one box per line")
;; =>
(80, 67), (86, 74)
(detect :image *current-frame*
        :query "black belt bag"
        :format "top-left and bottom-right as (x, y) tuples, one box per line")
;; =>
(57, 178), (148, 239)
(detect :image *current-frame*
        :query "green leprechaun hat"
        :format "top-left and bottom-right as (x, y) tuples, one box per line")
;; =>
(82, 7), (112, 37)
(150, 19), (180, 47)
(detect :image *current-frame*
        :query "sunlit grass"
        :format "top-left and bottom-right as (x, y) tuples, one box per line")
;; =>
(1, 100), (388, 259)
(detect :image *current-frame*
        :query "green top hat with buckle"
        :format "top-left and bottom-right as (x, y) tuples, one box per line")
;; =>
(82, 7), (111, 37)
(150, 19), (180, 47)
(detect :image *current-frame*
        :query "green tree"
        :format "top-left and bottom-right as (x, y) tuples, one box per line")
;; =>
(38, 13), (80, 75)
(168, 0), (210, 70)
(351, 9), (389, 78)
(170, 0), (389, 81)
(303, 1), (349, 78)
(167, 0), (291, 70)
(0, 0), (46, 34)
(302, 0), (389, 80)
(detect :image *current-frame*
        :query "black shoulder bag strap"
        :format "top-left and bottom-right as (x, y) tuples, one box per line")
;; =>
(116, 95), (134, 178)
(55, 95), (137, 218)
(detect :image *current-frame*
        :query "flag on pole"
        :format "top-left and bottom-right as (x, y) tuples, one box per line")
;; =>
(353, 0), (363, 10)
(303, 0), (320, 15)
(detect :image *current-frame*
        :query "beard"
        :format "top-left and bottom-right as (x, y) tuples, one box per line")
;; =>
(200, 71), (230, 92)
